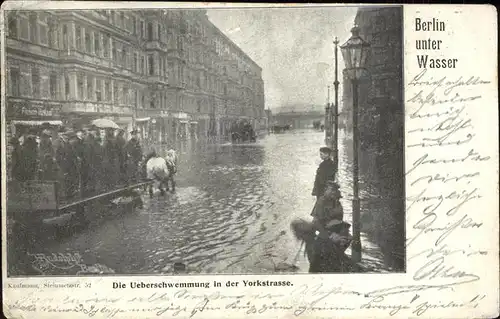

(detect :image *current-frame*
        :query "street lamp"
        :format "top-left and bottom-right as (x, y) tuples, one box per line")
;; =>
(340, 25), (371, 263)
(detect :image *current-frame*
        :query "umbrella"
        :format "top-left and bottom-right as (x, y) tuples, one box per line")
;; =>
(91, 118), (120, 129)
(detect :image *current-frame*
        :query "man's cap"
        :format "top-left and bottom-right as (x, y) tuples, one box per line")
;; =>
(319, 146), (332, 154)
(130, 128), (139, 134)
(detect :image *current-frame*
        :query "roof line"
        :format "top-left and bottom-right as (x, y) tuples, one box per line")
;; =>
(205, 14), (262, 71)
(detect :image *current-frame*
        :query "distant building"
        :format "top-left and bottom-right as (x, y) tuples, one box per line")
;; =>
(272, 104), (324, 129)
(342, 6), (405, 271)
(4, 9), (265, 146)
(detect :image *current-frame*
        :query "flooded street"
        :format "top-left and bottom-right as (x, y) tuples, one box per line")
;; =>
(13, 129), (394, 275)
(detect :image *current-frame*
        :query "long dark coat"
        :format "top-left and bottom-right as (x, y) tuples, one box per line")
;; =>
(102, 136), (118, 188)
(125, 138), (143, 181)
(10, 138), (23, 181)
(312, 158), (336, 197)
(81, 134), (99, 194)
(20, 136), (39, 181)
(39, 136), (55, 180)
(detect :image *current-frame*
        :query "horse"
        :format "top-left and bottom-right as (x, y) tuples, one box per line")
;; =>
(146, 154), (170, 197)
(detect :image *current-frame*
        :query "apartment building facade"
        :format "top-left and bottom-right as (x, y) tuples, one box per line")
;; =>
(4, 9), (265, 145)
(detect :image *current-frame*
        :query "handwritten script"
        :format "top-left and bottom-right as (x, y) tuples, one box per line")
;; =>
(403, 66), (493, 314)
(3, 284), (487, 318)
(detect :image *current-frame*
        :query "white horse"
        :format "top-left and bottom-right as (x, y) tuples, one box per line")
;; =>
(146, 155), (170, 196)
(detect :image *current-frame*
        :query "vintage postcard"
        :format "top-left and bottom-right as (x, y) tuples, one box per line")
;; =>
(1, 2), (498, 318)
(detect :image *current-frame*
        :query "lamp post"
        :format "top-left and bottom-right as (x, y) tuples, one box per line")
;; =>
(325, 86), (331, 143)
(332, 37), (340, 173)
(340, 25), (371, 263)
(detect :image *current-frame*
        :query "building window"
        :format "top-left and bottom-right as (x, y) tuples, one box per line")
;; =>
(141, 94), (145, 108)
(96, 79), (102, 101)
(8, 14), (18, 38)
(85, 31), (91, 53)
(39, 22), (48, 45)
(105, 81), (110, 100)
(95, 33), (100, 56)
(133, 53), (138, 72)
(113, 83), (118, 104)
(49, 72), (57, 99)
(140, 21), (144, 38)
(132, 16), (137, 34)
(62, 25), (68, 49)
(147, 23), (153, 41)
(29, 13), (37, 43)
(123, 87), (129, 105)
(157, 24), (161, 41)
(142, 56), (146, 74)
(120, 12), (125, 28)
(148, 54), (154, 75)
(103, 34), (109, 57)
(10, 68), (20, 96)
(87, 75), (94, 100)
(74, 25), (82, 50)
(48, 23), (57, 48)
(31, 68), (40, 98)
(122, 47), (127, 68)
(77, 74), (84, 100)
(65, 75), (70, 99)
(150, 98), (155, 109)
(112, 40), (117, 62)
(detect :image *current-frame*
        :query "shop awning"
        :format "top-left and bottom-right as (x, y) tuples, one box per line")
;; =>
(136, 117), (151, 122)
(11, 120), (63, 126)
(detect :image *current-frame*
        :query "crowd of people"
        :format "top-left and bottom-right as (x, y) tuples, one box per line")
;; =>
(9, 122), (145, 201)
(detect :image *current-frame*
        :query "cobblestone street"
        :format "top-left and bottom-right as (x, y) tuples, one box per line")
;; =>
(13, 130), (392, 275)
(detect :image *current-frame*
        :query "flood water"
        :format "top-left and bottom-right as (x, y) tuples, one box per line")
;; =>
(9, 129), (402, 276)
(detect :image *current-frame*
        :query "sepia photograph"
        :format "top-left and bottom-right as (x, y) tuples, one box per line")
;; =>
(4, 5), (405, 277)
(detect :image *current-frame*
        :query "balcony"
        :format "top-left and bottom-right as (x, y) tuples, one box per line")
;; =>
(7, 38), (60, 60)
(168, 79), (186, 90)
(60, 50), (113, 70)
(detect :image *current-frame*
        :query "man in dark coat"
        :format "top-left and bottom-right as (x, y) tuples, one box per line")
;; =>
(311, 146), (337, 219)
(125, 129), (143, 183)
(38, 129), (56, 180)
(20, 128), (39, 181)
(66, 131), (82, 199)
(9, 137), (23, 181)
(312, 147), (337, 196)
(81, 125), (99, 195)
(102, 128), (118, 190)
(52, 127), (70, 198)
(115, 129), (127, 185)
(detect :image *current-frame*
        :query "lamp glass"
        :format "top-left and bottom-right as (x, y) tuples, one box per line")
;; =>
(340, 26), (371, 78)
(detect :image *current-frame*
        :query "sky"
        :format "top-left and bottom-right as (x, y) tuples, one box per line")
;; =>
(207, 7), (358, 110)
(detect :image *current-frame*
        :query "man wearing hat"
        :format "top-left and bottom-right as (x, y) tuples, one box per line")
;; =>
(38, 128), (55, 180)
(81, 125), (99, 195)
(115, 128), (127, 185)
(125, 129), (143, 183)
(312, 147), (336, 197)
(311, 146), (337, 222)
